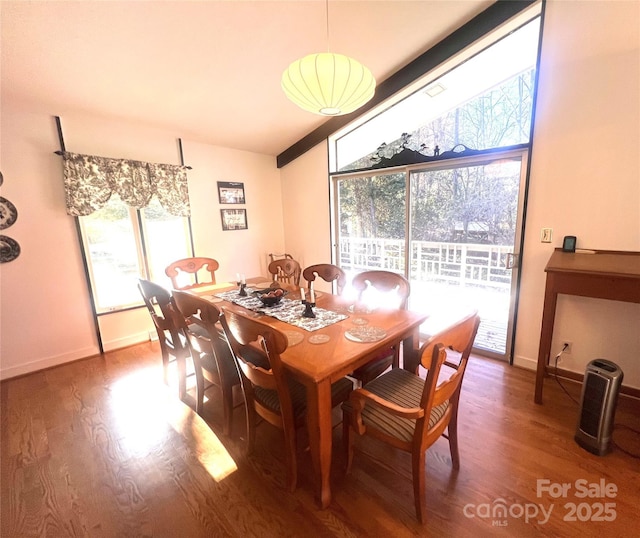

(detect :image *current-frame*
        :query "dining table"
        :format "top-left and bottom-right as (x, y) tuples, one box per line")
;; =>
(189, 277), (428, 508)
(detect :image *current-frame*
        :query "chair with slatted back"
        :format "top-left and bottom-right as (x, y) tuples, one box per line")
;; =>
(349, 270), (411, 386)
(268, 252), (294, 263)
(302, 263), (347, 295)
(342, 311), (480, 523)
(219, 307), (353, 492)
(137, 278), (188, 399)
(171, 291), (242, 435)
(165, 257), (219, 290)
(267, 258), (301, 287)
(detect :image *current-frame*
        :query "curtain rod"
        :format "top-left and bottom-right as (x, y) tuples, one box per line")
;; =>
(52, 150), (192, 169)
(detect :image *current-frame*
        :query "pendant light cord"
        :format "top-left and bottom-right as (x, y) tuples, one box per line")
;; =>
(325, 0), (330, 53)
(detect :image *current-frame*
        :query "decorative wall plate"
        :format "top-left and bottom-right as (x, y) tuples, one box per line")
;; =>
(0, 197), (18, 230)
(0, 235), (20, 263)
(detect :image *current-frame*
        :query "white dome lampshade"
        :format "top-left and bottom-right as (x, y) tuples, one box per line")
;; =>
(281, 52), (376, 116)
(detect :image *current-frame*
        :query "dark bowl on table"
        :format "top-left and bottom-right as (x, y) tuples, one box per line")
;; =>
(253, 287), (288, 306)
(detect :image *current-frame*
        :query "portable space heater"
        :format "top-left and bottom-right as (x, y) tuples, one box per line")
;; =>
(574, 359), (624, 456)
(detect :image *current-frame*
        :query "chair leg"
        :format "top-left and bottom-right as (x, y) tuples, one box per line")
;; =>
(221, 386), (233, 436)
(176, 354), (187, 401)
(343, 411), (354, 473)
(160, 348), (170, 385)
(245, 401), (257, 455)
(412, 450), (427, 524)
(282, 426), (298, 492)
(448, 407), (461, 470)
(392, 344), (401, 370)
(192, 357), (205, 415)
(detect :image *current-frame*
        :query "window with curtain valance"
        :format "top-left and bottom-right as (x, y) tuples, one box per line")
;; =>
(61, 151), (191, 217)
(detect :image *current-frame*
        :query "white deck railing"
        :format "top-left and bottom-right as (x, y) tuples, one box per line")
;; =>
(339, 238), (513, 290)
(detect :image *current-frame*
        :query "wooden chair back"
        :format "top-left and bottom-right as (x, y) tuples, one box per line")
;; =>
(302, 263), (347, 295)
(219, 308), (291, 425)
(268, 252), (294, 263)
(137, 278), (187, 395)
(165, 257), (219, 290)
(267, 258), (301, 286)
(351, 270), (410, 310)
(138, 278), (177, 340)
(415, 311), (480, 434)
(349, 270), (411, 384)
(172, 291), (240, 434)
(220, 307), (305, 490)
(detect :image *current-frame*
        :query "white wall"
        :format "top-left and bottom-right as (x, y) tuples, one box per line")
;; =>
(281, 0), (640, 388)
(279, 141), (335, 292)
(514, 0), (640, 387)
(0, 101), (283, 379)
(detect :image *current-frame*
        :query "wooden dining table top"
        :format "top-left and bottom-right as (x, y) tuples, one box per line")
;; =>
(190, 277), (428, 385)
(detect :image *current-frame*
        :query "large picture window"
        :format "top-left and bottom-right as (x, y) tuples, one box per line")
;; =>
(79, 195), (192, 313)
(330, 8), (541, 360)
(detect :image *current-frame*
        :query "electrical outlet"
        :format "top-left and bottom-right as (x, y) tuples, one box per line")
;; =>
(561, 341), (572, 354)
(541, 228), (553, 243)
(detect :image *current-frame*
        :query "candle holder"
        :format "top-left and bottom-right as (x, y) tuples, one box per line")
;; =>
(302, 300), (316, 318)
(238, 283), (247, 297)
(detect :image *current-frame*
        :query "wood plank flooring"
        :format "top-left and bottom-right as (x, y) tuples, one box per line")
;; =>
(2, 342), (639, 537)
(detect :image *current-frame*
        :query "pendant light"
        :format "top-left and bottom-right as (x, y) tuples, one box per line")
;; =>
(281, 0), (376, 116)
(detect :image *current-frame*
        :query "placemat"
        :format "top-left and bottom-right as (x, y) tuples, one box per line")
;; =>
(345, 326), (387, 343)
(215, 288), (347, 332)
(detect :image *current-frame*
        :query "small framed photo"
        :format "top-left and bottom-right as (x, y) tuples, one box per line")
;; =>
(217, 181), (246, 204)
(221, 208), (248, 231)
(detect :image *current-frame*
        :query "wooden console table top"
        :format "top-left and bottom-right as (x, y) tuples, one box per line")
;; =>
(545, 249), (640, 278)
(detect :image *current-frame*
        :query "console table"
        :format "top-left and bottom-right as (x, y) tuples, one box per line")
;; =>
(535, 248), (640, 403)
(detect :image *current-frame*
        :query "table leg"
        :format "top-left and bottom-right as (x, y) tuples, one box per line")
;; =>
(535, 274), (558, 404)
(305, 379), (333, 508)
(401, 328), (421, 372)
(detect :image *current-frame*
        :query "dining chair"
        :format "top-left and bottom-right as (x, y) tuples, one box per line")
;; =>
(219, 307), (353, 492)
(171, 291), (242, 436)
(302, 263), (347, 295)
(165, 257), (219, 290)
(267, 258), (301, 287)
(349, 270), (411, 386)
(342, 311), (480, 523)
(137, 278), (189, 399)
(268, 252), (294, 263)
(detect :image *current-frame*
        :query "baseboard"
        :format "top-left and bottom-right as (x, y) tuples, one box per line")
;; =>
(102, 332), (150, 353)
(549, 365), (640, 400)
(0, 346), (99, 381)
(513, 354), (537, 371)
(0, 332), (151, 381)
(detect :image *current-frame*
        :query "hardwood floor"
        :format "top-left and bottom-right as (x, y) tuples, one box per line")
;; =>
(2, 342), (639, 537)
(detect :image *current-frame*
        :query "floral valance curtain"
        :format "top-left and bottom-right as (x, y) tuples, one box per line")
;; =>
(61, 152), (191, 217)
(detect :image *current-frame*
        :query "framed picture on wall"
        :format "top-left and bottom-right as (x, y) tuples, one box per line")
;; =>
(217, 181), (246, 204)
(221, 208), (248, 231)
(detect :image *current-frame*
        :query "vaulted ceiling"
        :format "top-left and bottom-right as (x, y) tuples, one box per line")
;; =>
(2, 1), (494, 158)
